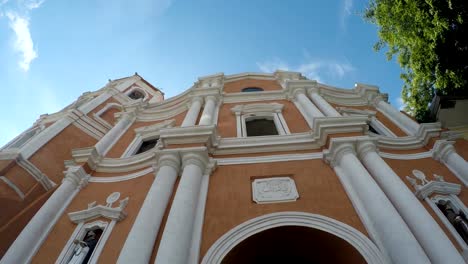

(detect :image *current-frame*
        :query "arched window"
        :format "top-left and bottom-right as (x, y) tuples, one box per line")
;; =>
(241, 87), (264, 92)
(128, 90), (145, 100)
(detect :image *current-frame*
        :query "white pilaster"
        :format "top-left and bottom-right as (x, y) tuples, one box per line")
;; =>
(324, 140), (430, 264)
(294, 90), (324, 123)
(308, 90), (340, 117)
(1, 166), (89, 264)
(199, 96), (217, 126)
(117, 154), (180, 264)
(374, 97), (420, 135)
(155, 151), (209, 264)
(357, 141), (464, 264)
(181, 97), (203, 127)
(433, 140), (468, 186)
(95, 112), (135, 156)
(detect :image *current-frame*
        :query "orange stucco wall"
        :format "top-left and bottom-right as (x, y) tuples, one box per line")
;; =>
(200, 159), (367, 259)
(223, 79), (282, 93)
(32, 172), (155, 263)
(29, 124), (98, 183)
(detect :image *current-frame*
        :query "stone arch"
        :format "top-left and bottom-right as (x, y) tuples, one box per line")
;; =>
(201, 211), (387, 264)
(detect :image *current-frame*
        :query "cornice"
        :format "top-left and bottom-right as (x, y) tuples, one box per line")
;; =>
(159, 125), (219, 151)
(375, 122), (441, 150)
(214, 116), (368, 155)
(68, 192), (129, 223)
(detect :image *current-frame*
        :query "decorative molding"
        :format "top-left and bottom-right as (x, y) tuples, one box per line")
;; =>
(63, 166), (90, 190)
(252, 177), (299, 204)
(159, 125), (219, 151)
(89, 167), (154, 183)
(0, 176), (25, 199)
(375, 122), (442, 150)
(201, 212), (387, 264)
(405, 170), (461, 199)
(215, 152), (323, 165)
(121, 119), (175, 158)
(68, 192), (129, 223)
(17, 154), (56, 190)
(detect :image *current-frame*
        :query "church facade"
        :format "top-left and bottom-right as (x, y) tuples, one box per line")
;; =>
(1, 71), (468, 264)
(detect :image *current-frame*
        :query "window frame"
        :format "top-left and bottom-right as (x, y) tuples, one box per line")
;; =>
(427, 194), (468, 253)
(232, 103), (290, 138)
(57, 220), (111, 264)
(121, 119), (175, 157)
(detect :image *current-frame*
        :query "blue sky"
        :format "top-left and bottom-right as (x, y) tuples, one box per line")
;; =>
(0, 0), (406, 146)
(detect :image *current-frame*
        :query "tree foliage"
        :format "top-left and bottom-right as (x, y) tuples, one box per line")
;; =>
(364, 0), (468, 121)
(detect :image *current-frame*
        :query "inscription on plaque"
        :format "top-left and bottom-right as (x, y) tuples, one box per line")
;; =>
(252, 177), (299, 204)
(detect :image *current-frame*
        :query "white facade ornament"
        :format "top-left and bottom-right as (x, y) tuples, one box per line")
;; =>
(68, 192), (129, 223)
(252, 177), (299, 204)
(406, 170), (461, 199)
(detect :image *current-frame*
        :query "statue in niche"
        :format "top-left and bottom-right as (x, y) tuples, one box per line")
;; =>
(437, 200), (468, 244)
(67, 228), (103, 264)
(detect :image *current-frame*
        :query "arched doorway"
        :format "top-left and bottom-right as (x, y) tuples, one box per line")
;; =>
(202, 212), (387, 264)
(222, 225), (365, 263)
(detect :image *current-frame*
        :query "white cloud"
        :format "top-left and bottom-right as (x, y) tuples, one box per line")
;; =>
(25, 0), (44, 10)
(339, 0), (353, 31)
(395, 97), (406, 111)
(6, 11), (37, 71)
(257, 58), (354, 83)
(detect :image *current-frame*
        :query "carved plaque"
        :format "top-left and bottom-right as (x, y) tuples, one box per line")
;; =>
(252, 177), (299, 204)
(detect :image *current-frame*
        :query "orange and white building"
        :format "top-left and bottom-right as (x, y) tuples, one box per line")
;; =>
(1, 71), (468, 263)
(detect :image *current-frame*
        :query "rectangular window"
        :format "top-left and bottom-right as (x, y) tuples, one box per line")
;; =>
(245, 117), (279, 137)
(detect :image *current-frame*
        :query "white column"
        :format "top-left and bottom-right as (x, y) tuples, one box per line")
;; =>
(294, 90), (324, 123)
(198, 96), (217, 126)
(308, 90), (341, 117)
(95, 112), (134, 156)
(375, 97), (420, 135)
(155, 152), (208, 264)
(324, 142), (430, 264)
(181, 97), (203, 127)
(358, 141), (464, 264)
(433, 140), (468, 186)
(1, 166), (88, 264)
(117, 154), (180, 264)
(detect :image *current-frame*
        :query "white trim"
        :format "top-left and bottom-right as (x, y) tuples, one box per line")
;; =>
(201, 212), (387, 264)
(28, 188), (80, 263)
(89, 167), (154, 183)
(0, 176), (25, 199)
(56, 220), (111, 264)
(215, 152), (322, 165)
(232, 103), (290, 137)
(188, 172), (210, 264)
(370, 117), (397, 137)
(120, 119), (174, 158)
(292, 99), (314, 128)
(426, 195), (468, 259)
(380, 151), (433, 160)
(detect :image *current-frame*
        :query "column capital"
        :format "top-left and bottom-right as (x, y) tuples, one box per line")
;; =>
(432, 140), (456, 162)
(285, 87), (307, 100)
(181, 150), (209, 171)
(356, 141), (379, 160)
(62, 166), (90, 190)
(204, 95), (219, 103)
(371, 94), (389, 107)
(323, 141), (356, 168)
(155, 152), (181, 174)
